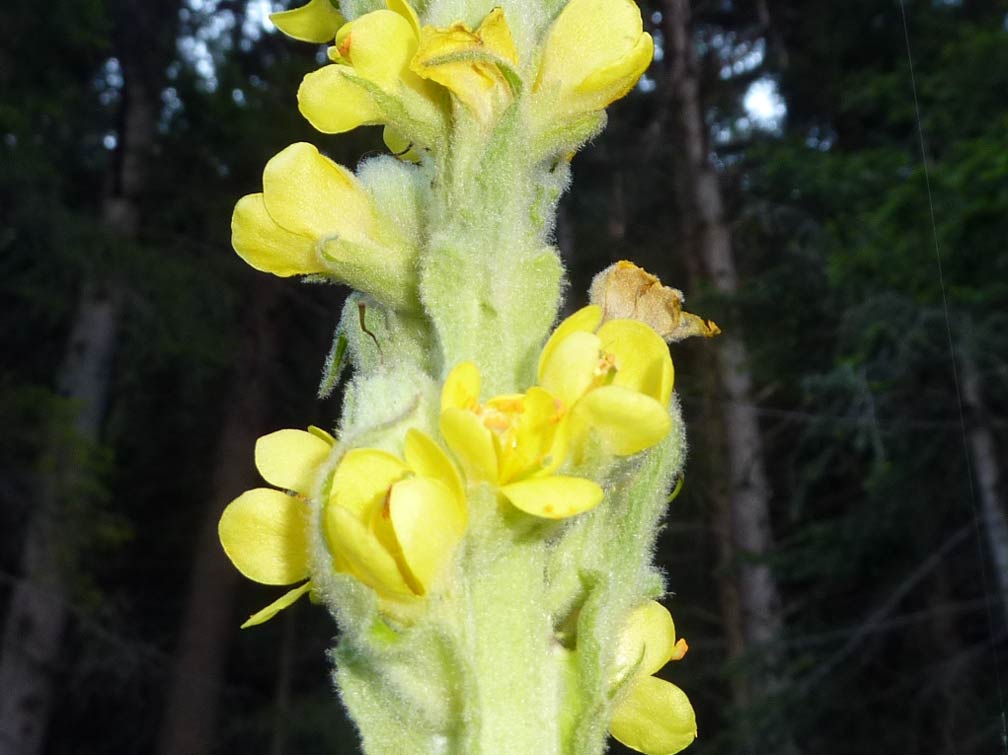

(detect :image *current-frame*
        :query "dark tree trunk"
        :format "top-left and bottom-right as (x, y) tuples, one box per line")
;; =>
(0, 276), (124, 755)
(155, 280), (280, 755)
(960, 338), (1008, 628)
(0, 3), (174, 750)
(660, 1), (797, 751)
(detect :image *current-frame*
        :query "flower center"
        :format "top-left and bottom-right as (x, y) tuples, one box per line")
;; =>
(590, 350), (618, 390)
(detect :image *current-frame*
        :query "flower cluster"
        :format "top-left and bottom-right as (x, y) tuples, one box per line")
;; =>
(231, 0), (654, 299)
(275, 0), (652, 150)
(219, 305), (673, 619)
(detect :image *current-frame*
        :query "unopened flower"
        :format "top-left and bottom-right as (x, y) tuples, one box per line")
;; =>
(218, 428), (334, 627)
(324, 429), (467, 603)
(440, 361), (604, 519)
(231, 142), (417, 309)
(538, 305), (673, 460)
(270, 0), (345, 43)
(609, 601), (696, 754)
(533, 0), (653, 127)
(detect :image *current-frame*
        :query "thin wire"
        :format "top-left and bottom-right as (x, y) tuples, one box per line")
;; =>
(897, 2), (1008, 751)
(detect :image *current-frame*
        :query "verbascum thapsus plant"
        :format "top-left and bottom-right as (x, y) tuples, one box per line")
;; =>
(219, 0), (720, 751)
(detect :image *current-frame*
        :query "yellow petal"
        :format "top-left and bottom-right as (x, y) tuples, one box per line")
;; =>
(403, 429), (466, 519)
(231, 194), (324, 277)
(387, 476), (466, 593)
(538, 330), (602, 406)
(219, 488), (310, 585)
(538, 305), (603, 382)
(240, 581), (313, 628)
(270, 0), (345, 43)
(440, 407), (499, 483)
(386, 0), (421, 38)
(498, 387), (561, 482)
(577, 31), (653, 104)
(476, 7), (518, 64)
(597, 319), (674, 405)
(330, 448), (409, 519)
(325, 503), (415, 598)
(441, 361), (481, 411)
(262, 142), (375, 244)
(569, 385), (670, 456)
(410, 9), (517, 123)
(500, 475), (603, 519)
(298, 65), (385, 133)
(335, 9), (418, 89)
(610, 676), (697, 755)
(255, 428), (332, 495)
(613, 601), (678, 682)
(537, 0), (652, 112)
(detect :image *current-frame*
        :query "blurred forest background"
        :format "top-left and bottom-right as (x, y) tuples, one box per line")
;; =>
(2, 0), (1007, 753)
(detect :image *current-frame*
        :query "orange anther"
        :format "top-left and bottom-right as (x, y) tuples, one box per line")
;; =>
(338, 33), (353, 59)
(670, 637), (688, 661)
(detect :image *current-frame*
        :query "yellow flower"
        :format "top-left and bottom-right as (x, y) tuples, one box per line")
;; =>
(297, 0), (444, 147)
(298, 2), (521, 147)
(538, 305), (673, 459)
(324, 429), (467, 602)
(609, 601), (696, 755)
(231, 142), (417, 309)
(410, 8), (520, 125)
(439, 362), (604, 519)
(218, 427), (335, 628)
(270, 0), (345, 43)
(534, 0), (653, 125)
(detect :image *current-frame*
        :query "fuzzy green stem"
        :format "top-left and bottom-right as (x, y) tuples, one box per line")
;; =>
(452, 526), (562, 753)
(420, 110), (563, 394)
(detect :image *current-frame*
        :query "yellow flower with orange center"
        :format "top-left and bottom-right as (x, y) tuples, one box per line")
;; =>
(440, 361), (604, 519)
(609, 601), (696, 754)
(538, 305), (674, 461)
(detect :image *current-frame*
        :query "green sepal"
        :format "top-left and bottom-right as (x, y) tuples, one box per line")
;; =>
(318, 327), (349, 399)
(533, 109), (608, 162)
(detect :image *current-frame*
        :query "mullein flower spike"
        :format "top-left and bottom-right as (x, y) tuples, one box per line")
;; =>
(221, 0), (709, 750)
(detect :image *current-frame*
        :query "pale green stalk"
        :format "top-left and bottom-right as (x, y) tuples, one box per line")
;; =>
(218, 0), (701, 751)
